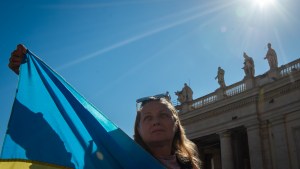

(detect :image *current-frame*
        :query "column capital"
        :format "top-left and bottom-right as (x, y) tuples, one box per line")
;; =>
(269, 115), (285, 126)
(218, 130), (231, 138)
(245, 123), (260, 132)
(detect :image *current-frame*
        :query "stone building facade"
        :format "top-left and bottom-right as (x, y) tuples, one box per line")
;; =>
(176, 58), (300, 169)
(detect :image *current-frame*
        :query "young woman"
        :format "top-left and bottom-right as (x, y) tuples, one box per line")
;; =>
(134, 96), (201, 169)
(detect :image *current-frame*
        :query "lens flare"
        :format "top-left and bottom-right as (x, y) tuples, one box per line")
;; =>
(254, 0), (274, 9)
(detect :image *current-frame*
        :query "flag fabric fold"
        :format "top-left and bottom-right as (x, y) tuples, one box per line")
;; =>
(0, 50), (164, 169)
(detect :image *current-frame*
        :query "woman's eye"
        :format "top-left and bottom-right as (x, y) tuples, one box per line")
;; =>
(160, 113), (171, 119)
(143, 116), (152, 121)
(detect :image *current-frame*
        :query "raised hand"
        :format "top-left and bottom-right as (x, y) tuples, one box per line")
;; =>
(8, 44), (27, 75)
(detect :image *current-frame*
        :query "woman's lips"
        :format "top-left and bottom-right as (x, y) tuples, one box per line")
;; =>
(151, 129), (164, 133)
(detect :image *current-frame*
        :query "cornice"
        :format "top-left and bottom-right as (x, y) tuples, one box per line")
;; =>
(180, 75), (300, 124)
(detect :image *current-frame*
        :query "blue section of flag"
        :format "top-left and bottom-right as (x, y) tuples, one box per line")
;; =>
(1, 50), (164, 169)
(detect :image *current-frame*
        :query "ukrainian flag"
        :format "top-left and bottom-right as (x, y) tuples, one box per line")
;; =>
(0, 49), (164, 169)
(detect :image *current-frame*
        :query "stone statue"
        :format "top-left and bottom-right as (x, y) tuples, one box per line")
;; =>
(175, 83), (193, 104)
(175, 91), (185, 104)
(215, 66), (226, 89)
(165, 91), (171, 101)
(242, 52), (255, 78)
(264, 43), (278, 70)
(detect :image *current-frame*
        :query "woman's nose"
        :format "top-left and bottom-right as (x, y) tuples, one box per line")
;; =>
(152, 117), (160, 126)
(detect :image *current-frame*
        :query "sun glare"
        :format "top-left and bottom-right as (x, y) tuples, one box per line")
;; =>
(254, 0), (274, 9)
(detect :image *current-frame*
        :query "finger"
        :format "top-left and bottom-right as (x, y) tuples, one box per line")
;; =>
(11, 50), (18, 57)
(8, 62), (17, 70)
(9, 56), (23, 62)
(16, 44), (27, 54)
(10, 50), (24, 61)
(9, 57), (23, 66)
(11, 50), (25, 58)
(8, 62), (20, 74)
(8, 56), (22, 70)
(8, 61), (21, 68)
(11, 44), (27, 58)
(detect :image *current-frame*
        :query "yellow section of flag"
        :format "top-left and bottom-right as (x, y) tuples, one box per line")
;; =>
(0, 160), (71, 169)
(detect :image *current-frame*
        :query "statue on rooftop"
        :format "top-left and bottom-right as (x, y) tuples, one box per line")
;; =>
(175, 83), (193, 104)
(264, 43), (278, 70)
(242, 52), (255, 78)
(215, 66), (226, 89)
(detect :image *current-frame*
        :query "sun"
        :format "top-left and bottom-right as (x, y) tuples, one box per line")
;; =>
(254, 0), (274, 9)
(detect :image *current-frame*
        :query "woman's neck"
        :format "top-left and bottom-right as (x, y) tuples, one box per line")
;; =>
(149, 144), (173, 158)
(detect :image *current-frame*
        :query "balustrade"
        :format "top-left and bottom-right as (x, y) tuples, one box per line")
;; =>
(176, 58), (300, 112)
(279, 58), (300, 77)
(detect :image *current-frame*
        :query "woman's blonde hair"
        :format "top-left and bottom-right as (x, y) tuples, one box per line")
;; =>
(134, 98), (201, 169)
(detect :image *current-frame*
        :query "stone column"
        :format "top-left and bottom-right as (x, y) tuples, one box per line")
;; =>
(246, 124), (264, 169)
(219, 130), (234, 169)
(270, 117), (291, 169)
(260, 121), (273, 169)
(213, 150), (222, 169)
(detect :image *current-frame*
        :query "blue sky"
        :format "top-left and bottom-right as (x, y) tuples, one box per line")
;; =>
(1, 0), (300, 151)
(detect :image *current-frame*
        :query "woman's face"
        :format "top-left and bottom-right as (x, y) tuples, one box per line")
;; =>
(137, 100), (177, 147)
